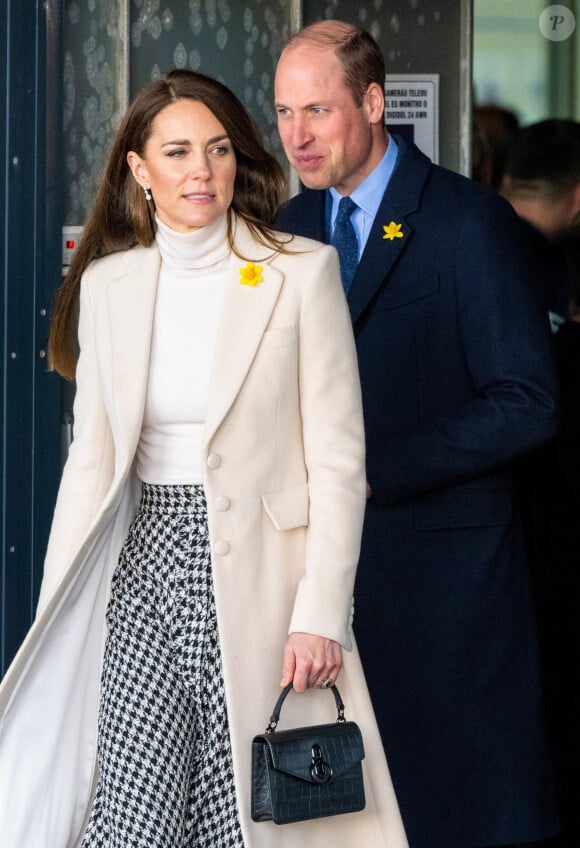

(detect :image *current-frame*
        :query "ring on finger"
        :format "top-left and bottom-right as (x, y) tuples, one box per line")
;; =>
(318, 677), (334, 689)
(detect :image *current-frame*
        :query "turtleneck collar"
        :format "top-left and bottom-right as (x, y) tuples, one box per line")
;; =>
(155, 214), (230, 271)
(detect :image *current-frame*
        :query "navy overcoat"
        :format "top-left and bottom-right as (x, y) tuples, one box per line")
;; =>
(278, 137), (560, 848)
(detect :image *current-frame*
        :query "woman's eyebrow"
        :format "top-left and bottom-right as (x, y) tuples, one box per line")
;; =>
(161, 134), (230, 147)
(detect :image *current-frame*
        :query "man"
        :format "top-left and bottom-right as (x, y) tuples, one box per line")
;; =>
(502, 119), (580, 331)
(503, 120), (580, 848)
(275, 20), (560, 848)
(502, 119), (580, 243)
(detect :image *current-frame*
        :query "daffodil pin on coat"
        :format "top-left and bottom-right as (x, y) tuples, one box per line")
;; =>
(382, 221), (404, 241)
(239, 262), (264, 286)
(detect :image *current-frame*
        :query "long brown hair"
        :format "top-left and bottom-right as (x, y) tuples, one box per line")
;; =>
(49, 69), (288, 379)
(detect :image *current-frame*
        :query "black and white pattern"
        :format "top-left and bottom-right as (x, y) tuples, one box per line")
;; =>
(81, 483), (245, 848)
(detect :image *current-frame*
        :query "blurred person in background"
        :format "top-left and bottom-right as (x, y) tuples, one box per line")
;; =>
(502, 119), (580, 242)
(502, 119), (580, 331)
(516, 234), (580, 848)
(505, 119), (580, 847)
(472, 103), (519, 190)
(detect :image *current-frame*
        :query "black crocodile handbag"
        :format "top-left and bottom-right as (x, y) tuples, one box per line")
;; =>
(251, 682), (366, 825)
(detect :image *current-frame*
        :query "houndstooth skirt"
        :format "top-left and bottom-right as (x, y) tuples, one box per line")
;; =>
(81, 483), (245, 848)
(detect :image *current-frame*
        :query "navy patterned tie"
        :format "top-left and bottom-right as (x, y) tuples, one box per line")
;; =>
(331, 196), (358, 293)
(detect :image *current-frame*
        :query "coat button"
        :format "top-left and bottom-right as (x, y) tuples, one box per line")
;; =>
(214, 540), (230, 556)
(215, 496), (231, 512)
(207, 453), (222, 469)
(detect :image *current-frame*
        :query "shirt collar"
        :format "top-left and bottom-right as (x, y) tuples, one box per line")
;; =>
(328, 134), (399, 226)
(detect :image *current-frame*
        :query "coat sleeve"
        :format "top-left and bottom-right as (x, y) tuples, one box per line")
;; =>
(37, 273), (114, 613)
(287, 246), (367, 649)
(367, 193), (560, 506)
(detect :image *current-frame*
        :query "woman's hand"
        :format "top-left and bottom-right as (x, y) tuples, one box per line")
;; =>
(280, 632), (343, 693)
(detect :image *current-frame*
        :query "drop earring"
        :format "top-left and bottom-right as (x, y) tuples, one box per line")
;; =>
(143, 185), (152, 201)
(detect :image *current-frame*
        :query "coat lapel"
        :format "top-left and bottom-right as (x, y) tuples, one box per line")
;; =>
(204, 220), (283, 449)
(105, 244), (160, 463)
(348, 204), (413, 325)
(101, 224), (284, 463)
(348, 137), (432, 325)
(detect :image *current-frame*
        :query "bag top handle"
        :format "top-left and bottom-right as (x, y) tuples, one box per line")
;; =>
(265, 683), (346, 733)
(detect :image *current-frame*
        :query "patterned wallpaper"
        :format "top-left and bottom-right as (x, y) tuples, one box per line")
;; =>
(129, 0), (290, 158)
(64, 0), (128, 222)
(63, 0), (466, 224)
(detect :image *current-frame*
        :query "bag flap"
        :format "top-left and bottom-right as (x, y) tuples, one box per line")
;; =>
(255, 721), (364, 782)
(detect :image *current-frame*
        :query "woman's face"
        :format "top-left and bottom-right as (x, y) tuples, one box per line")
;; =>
(127, 98), (237, 233)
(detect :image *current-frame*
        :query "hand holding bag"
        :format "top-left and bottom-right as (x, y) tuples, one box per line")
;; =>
(251, 682), (366, 825)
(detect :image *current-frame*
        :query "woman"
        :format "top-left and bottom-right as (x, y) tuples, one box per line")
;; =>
(0, 70), (407, 848)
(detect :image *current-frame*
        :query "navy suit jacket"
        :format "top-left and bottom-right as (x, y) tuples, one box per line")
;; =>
(278, 137), (560, 848)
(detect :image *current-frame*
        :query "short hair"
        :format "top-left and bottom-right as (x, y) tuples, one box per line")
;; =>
(283, 20), (385, 107)
(504, 119), (580, 201)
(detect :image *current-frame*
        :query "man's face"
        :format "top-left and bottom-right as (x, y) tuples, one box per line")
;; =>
(502, 177), (580, 241)
(275, 45), (384, 195)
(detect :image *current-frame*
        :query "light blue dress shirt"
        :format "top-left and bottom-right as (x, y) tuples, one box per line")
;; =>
(327, 135), (399, 260)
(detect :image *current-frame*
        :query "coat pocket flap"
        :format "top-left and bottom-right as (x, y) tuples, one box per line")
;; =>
(261, 482), (309, 530)
(375, 274), (439, 311)
(256, 721), (365, 782)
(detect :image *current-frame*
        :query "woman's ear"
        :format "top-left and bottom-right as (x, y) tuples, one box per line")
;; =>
(127, 151), (148, 188)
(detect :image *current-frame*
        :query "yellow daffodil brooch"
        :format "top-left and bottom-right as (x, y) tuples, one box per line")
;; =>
(239, 262), (263, 287)
(382, 221), (404, 241)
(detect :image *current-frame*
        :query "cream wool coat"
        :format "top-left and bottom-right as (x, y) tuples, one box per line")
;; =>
(0, 217), (408, 848)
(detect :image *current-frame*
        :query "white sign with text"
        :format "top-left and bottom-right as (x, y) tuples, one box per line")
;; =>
(385, 74), (439, 163)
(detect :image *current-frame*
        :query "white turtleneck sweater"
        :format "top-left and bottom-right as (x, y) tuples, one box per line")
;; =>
(136, 216), (229, 485)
